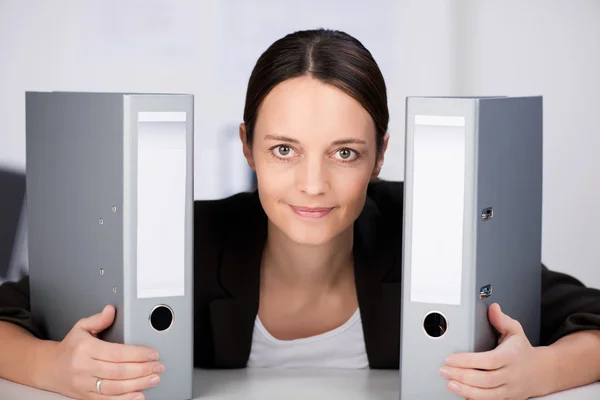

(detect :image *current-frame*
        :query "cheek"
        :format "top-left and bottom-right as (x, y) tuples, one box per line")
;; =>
(330, 172), (370, 216)
(254, 163), (294, 224)
(254, 162), (293, 200)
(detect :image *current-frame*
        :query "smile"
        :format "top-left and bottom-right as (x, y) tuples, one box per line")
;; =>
(289, 205), (335, 219)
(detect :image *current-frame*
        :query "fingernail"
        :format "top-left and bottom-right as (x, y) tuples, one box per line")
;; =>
(448, 381), (460, 392)
(439, 367), (451, 379)
(153, 364), (165, 373)
(134, 396), (144, 400)
(148, 351), (159, 361)
(149, 375), (160, 385)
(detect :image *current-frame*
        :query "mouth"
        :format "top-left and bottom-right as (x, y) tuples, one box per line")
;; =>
(289, 205), (336, 219)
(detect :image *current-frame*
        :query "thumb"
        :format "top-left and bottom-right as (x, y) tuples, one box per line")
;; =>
(488, 303), (521, 340)
(78, 305), (116, 336)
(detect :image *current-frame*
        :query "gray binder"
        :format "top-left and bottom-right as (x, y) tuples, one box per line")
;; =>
(26, 91), (194, 400)
(399, 96), (543, 399)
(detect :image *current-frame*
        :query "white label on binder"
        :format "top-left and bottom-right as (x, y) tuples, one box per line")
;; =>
(137, 113), (186, 298)
(410, 115), (465, 305)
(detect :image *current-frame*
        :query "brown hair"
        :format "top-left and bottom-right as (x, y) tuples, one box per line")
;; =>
(242, 28), (389, 155)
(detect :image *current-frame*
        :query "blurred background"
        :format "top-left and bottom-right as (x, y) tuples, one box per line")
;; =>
(0, 1), (598, 289)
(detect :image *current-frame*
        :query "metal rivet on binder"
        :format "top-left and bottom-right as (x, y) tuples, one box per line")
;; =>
(480, 284), (492, 299)
(113, 286), (117, 293)
(112, 206), (117, 212)
(100, 268), (104, 275)
(99, 218), (104, 225)
(481, 207), (494, 220)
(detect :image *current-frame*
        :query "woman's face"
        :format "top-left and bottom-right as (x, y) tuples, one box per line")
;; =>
(241, 75), (387, 246)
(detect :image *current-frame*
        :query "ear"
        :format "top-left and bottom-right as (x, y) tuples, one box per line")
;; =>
(371, 132), (389, 179)
(239, 123), (256, 171)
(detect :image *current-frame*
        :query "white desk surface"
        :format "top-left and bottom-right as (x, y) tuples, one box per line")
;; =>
(1, 368), (598, 399)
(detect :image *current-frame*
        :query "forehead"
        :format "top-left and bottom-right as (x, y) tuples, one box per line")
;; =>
(255, 76), (375, 142)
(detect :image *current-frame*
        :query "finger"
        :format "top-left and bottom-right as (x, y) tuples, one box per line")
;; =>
(90, 374), (160, 396)
(445, 347), (509, 370)
(90, 359), (165, 380)
(447, 379), (508, 400)
(488, 303), (523, 339)
(440, 365), (506, 389)
(91, 339), (160, 363)
(78, 305), (116, 336)
(87, 392), (145, 400)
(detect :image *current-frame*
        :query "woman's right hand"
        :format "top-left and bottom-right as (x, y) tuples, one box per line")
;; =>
(41, 305), (164, 400)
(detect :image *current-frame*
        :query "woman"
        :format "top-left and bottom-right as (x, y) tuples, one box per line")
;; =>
(1, 28), (600, 400)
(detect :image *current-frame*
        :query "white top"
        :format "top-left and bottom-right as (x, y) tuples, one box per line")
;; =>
(247, 308), (369, 369)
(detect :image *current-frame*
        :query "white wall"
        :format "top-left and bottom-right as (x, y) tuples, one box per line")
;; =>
(0, 1), (598, 287)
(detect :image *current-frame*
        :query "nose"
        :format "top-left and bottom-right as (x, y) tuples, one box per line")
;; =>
(295, 155), (329, 196)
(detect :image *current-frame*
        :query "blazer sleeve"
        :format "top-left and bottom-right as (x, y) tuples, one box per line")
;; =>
(540, 264), (600, 345)
(0, 276), (45, 338)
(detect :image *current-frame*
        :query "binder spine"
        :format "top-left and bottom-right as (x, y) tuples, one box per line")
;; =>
(401, 97), (478, 399)
(124, 95), (194, 400)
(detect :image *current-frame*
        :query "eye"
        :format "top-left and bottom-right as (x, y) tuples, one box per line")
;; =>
(272, 145), (295, 158)
(333, 148), (357, 161)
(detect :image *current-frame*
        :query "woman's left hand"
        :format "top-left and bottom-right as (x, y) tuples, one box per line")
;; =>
(440, 303), (547, 400)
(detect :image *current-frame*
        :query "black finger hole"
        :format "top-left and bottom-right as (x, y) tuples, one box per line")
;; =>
(423, 311), (448, 338)
(149, 305), (174, 332)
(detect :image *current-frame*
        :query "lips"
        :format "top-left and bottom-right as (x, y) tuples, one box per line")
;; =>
(289, 205), (335, 219)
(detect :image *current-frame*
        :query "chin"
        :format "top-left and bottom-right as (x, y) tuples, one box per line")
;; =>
(279, 211), (350, 246)
(282, 224), (338, 246)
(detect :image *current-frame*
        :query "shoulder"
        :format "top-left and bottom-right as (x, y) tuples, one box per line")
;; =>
(365, 179), (404, 235)
(366, 179), (404, 210)
(193, 190), (263, 244)
(194, 190), (260, 215)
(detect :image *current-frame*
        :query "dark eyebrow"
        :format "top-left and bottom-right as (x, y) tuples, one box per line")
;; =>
(264, 134), (366, 146)
(264, 134), (300, 144)
(331, 138), (367, 146)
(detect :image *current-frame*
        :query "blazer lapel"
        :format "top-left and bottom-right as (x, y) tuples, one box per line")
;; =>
(209, 192), (267, 368)
(353, 195), (402, 369)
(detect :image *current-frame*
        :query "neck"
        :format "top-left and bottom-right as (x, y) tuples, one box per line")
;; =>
(262, 221), (355, 290)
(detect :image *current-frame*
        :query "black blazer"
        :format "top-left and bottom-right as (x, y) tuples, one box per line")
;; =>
(1, 180), (600, 369)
